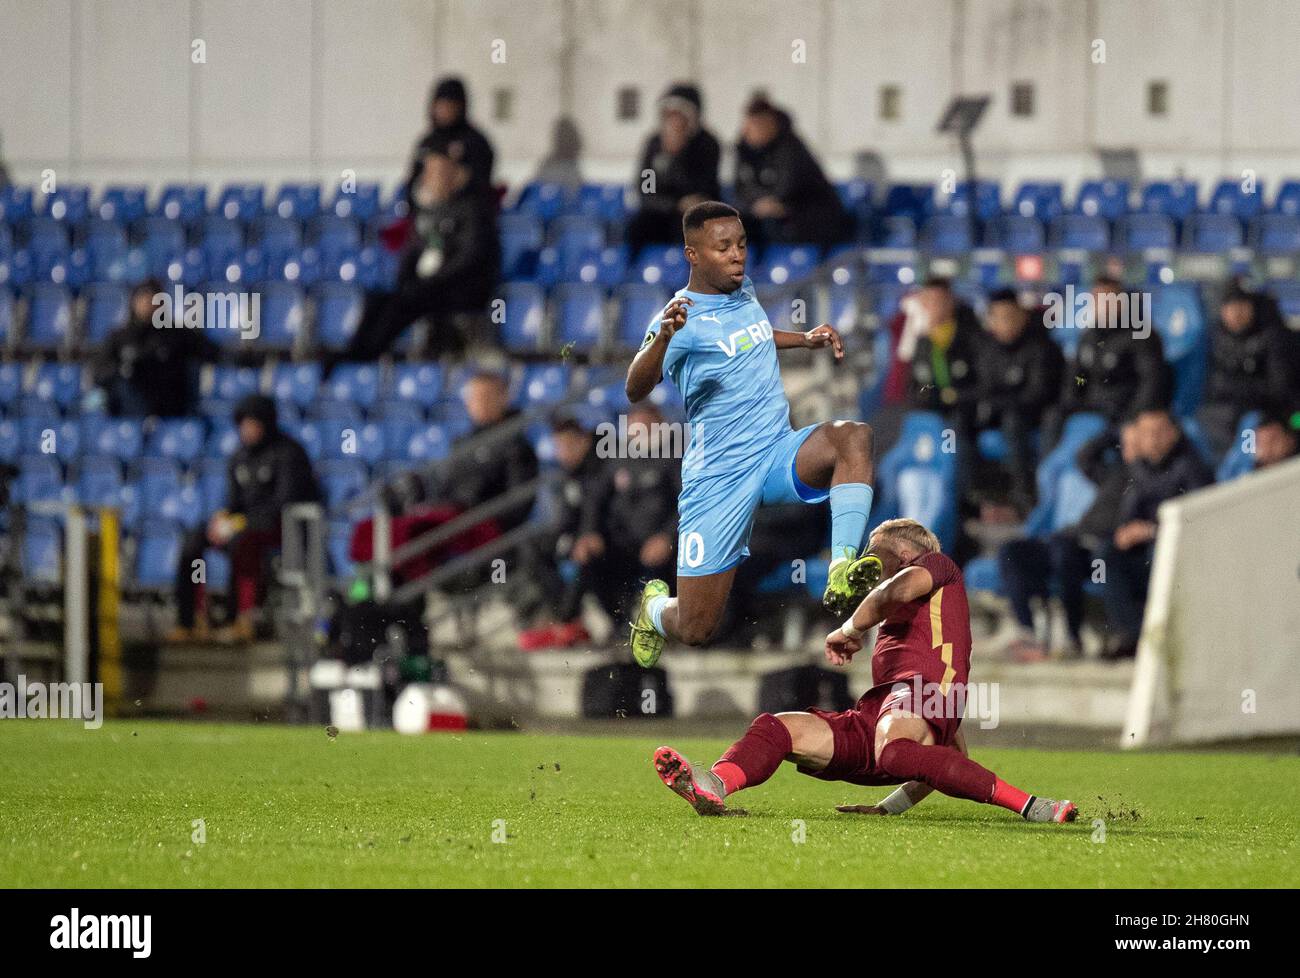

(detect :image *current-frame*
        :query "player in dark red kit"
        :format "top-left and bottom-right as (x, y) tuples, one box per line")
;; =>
(652, 518), (1078, 823)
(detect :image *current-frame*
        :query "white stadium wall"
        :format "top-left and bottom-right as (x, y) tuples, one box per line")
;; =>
(6, 0), (1300, 193)
(1123, 456), (1300, 748)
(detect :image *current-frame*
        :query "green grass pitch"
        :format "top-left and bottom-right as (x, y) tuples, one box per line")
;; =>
(1, 720), (1295, 887)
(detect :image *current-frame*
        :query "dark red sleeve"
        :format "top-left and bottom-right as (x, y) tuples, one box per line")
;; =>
(911, 550), (960, 590)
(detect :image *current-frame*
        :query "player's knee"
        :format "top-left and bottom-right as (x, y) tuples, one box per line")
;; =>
(845, 420), (874, 458)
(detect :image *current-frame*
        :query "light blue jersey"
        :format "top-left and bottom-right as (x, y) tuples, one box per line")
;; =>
(643, 276), (828, 576)
(646, 277), (791, 484)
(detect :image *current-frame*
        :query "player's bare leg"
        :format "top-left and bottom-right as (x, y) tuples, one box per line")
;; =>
(631, 567), (736, 666)
(835, 728), (967, 815)
(653, 711), (832, 816)
(794, 421), (884, 614)
(861, 712), (1077, 823)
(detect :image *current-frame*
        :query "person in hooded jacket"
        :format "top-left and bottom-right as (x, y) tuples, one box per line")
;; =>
(169, 395), (321, 644)
(733, 95), (851, 249)
(625, 83), (722, 257)
(404, 75), (495, 198)
(92, 278), (214, 417)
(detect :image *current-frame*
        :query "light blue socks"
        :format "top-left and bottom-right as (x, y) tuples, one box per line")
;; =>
(647, 594), (669, 637)
(829, 482), (874, 562)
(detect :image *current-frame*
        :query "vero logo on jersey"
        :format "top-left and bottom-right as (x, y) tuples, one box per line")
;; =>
(715, 320), (773, 358)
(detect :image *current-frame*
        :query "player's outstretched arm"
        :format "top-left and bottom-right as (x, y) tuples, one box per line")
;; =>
(773, 323), (844, 360)
(626, 296), (691, 402)
(824, 565), (935, 666)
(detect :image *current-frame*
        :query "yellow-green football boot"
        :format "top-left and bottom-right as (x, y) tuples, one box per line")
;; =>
(822, 549), (884, 617)
(630, 579), (670, 667)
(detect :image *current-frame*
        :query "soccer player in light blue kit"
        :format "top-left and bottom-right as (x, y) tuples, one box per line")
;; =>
(626, 201), (882, 666)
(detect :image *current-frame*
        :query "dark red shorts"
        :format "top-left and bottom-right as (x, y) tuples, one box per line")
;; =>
(800, 679), (963, 786)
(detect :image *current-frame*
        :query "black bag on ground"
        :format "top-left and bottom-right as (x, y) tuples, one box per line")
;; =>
(581, 662), (673, 719)
(758, 665), (853, 714)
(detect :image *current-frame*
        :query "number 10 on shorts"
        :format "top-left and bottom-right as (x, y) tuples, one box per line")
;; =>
(678, 531), (705, 569)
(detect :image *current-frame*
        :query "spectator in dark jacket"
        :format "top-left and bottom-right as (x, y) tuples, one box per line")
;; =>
(734, 96), (851, 249)
(405, 75), (495, 197)
(973, 289), (1065, 508)
(1051, 276), (1171, 439)
(170, 395), (321, 644)
(330, 134), (499, 368)
(624, 84), (721, 257)
(907, 278), (985, 431)
(92, 279), (213, 417)
(518, 404), (680, 650)
(1197, 284), (1300, 456)
(1099, 407), (1213, 658)
(998, 418), (1140, 660)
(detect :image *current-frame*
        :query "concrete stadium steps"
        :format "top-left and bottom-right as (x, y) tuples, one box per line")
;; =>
(125, 640), (296, 717)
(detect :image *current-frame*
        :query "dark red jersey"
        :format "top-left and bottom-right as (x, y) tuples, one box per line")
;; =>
(871, 550), (971, 692)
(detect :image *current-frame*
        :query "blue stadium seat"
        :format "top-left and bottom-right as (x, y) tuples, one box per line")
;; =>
(209, 365), (261, 403)
(985, 215), (1045, 253)
(310, 399), (364, 424)
(156, 482), (204, 530)
(270, 183), (321, 221)
(22, 517), (62, 585)
(937, 180), (1000, 222)
(615, 283), (668, 348)
(1267, 279), (1300, 322)
(498, 282), (546, 352)
(31, 362), (82, 408)
(921, 215), (975, 255)
(389, 362), (444, 410)
(1250, 214), (1300, 255)
(406, 423), (450, 461)
(319, 458), (369, 515)
(0, 186), (36, 224)
(1184, 213), (1243, 252)
(97, 185), (149, 224)
(1139, 180), (1199, 221)
(327, 520), (356, 577)
(567, 245), (627, 286)
(1208, 179), (1263, 220)
(1273, 180), (1300, 218)
(1217, 410), (1263, 482)
(754, 244), (818, 286)
(371, 400), (426, 428)
(311, 281), (362, 350)
(83, 416), (144, 462)
(550, 215), (605, 274)
(0, 289), (15, 347)
(0, 418), (19, 463)
(629, 244), (688, 286)
(329, 182), (380, 221)
(321, 363), (380, 409)
(499, 213), (544, 283)
(83, 283), (129, 347)
(83, 219), (129, 280)
(553, 282), (606, 351)
(216, 184), (266, 222)
(1022, 412), (1108, 538)
(133, 523), (182, 588)
(379, 419), (418, 460)
(575, 183), (630, 225)
(24, 217), (70, 278)
(882, 184), (934, 223)
(513, 182), (569, 224)
(146, 418), (206, 464)
(874, 412), (958, 551)
(16, 455), (66, 506)
(73, 455), (123, 507)
(873, 216), (917, 248)
(1115, 213), (1176, 251)
(206, 419), (239, 458)
(197, 458), (228, 516)
(43, 185), (92, 224)
(257, 281), (305, 349)
(1074, 180), (1129, 220)
(1050, 214), (1110, 251)
(308, 214), (361, 267)
(1010, 182), (1064, 222)
(269, 362), (320, 409)
(199, 215), (245, 269)
(516, 363), (570, 408)
(155, 184), (208, 224)
(1151, 284), (1208, 417)
(251, 215), (302, 265)
(0, 361), (21, 403)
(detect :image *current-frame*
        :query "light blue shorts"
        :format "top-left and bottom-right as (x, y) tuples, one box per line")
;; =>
(675, 423), (828, 577)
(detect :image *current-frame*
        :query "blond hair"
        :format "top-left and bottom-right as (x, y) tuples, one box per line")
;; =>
(869, 518), (940, 555)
